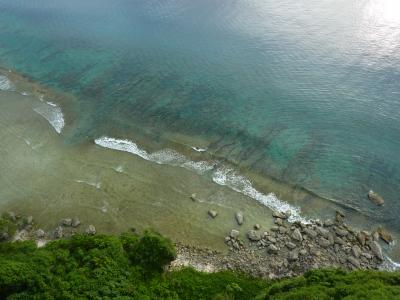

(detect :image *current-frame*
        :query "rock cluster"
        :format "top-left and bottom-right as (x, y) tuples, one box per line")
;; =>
(219, 210), (390, 277)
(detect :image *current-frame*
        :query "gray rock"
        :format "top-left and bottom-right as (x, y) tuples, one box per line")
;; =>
(368, 190), (384, 206)
(268, 244), (278, 254)
(352, 245), (362, 258)
(54, 226), (63, 239)
(357, 232), (366, 246)
(230, 229), (240, 239)
(254, 224), (261, 230)
(362, 252), (373, 260)
(318, 237), (331, 248)
(61, 218), (72, 227)
(275, 218), (283, 226)
(336, 210), (345, 223)
(208, 210), (218, 218)
(372, 231), (380, 241)
(279, 226), (288, 234)
(247, 230), (261, 241)
(267, 236), (277, 243)
(335, 228), (349, 237)
(35, 229), (45, 239)
(348, 256), (361, 268)
(273, 211), (288, 219)
(377, 227), (393, 244)
(286, 242), (297, 250)
(86, 225), (96, 235)
(288, 251), (299, 262)
(309, 247), (321, 257)
(304, 228), (318, 238)
(291, 228), (303, 242)
(368, 241), (383, 260)
(72, 218), (81, 228)
(235, 212), (244, 225)
(190, 193), (197, 201)
(300, 249), (308, 256)
(324, 219), (334, 227)
(270, 226), (279, 232)
(316, 227), (330, 239)
(334, 236), (345, 245)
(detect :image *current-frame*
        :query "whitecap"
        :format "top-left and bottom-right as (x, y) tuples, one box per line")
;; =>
(0, 74), (14, 91)
(33, 101), (65, 134)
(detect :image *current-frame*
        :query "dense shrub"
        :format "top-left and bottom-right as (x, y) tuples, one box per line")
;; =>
(0, 231), (399, 299)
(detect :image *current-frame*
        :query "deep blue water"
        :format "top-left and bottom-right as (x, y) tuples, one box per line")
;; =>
(0, 0), (399, 228)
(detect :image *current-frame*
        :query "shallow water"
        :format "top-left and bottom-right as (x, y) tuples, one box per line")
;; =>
(0, 1), (399, 257)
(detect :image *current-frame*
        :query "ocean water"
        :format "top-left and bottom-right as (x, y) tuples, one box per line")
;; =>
(0, 1), (399, 247)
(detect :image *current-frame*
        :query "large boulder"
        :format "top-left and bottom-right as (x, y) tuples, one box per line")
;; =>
(368, 190), (384, 206)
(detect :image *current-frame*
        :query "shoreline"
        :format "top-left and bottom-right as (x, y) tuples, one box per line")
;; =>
(1, 210), (396, 279)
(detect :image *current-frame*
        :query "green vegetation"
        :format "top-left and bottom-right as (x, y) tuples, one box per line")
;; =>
(0, 230), (399, 299)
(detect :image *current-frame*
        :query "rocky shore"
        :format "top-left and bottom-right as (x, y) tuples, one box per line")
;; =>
(171, 210), (393, 279)
(0, 209), (393, 279)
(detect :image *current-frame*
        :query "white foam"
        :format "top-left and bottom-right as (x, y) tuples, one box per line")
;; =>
(212, 167), (308, 223)
(33, 101), (65, 134)
(0, 74), (14, 91)
(380, 256), (400, 271)
(95, 136), (214, 175)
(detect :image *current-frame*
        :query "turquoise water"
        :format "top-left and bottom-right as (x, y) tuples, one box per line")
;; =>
(0, 1), (400, 230)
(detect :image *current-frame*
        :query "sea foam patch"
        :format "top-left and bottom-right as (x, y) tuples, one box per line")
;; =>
(95, 136), (307, 222)
(33, 101), (65, 134)
(0, 74), (14, 91)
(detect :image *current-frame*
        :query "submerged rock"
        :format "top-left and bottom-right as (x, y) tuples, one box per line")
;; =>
(208, 210), (218, 219)
(235, 212), (244, 225)
(368, 190), (384, 206)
